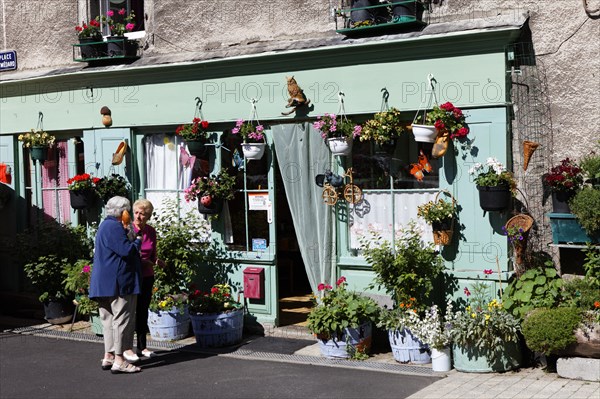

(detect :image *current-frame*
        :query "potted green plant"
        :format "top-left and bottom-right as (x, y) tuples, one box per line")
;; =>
(306, 277), (380, 359)
(313, 113), (362, 156)
(361, 221), (444, 364)
(17, 221), (94, 324)
(568, 186), (600, 242)
(188, 283), (244, 348)
(469, 157), (516, 212)
(184, 169), (237, 215)
(75, 17), (104, 59)
(94, 174), (131, 204)
(581, 149), (600, 187)
(359, 107), (404, 149)
(417, 192), (457, 246)
(63, 260), (103, 335)
(449, 277), (522, 372)
(17, 129), (56, 163)
(175, 117), (210, 155)
(148, 198), (211, 341)
(232, 119), (267, 160)
(67, 173), (100, 209)
(544, 158), (584, 213)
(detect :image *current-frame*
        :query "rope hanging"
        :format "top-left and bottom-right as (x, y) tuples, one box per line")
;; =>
(412, 74), (438, 125)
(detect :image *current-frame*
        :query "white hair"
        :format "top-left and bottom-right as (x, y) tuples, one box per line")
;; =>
(105, 196), (131, 217)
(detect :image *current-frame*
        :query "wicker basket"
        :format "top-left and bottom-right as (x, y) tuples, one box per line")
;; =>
(431, 190), (456, 246)
(505, 214), (534, 271)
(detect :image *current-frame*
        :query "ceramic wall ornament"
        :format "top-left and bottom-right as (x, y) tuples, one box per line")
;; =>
(101, 106), (112, 127)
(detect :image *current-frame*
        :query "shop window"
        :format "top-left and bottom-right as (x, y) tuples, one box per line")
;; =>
(144, 133), (208, 221)
(221, 131), (270, 252)
(348, 136), (438, 250)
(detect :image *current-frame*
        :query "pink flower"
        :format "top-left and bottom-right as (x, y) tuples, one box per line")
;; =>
(125, 23), (135, 31)
(336, 276), (346, 286)
(434, 120), (445, 130)
(325, 284), (333, 290)
(118, 8), (126, 15)
(317, 283), (325, 291)
(483, 269), (493, 275)
(82, 265), (91, 273)
(107, 10), (114, 17)
(464, 287), (471, 296)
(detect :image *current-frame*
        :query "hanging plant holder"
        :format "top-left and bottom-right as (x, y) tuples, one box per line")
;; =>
(505, 214), (534, 273)
(240, 98), (267, 161)
(411, 74), (439, 143)
(431, 190), (456, 246)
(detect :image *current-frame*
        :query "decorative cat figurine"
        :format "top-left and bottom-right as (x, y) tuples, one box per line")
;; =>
(282, 76), (310, 116)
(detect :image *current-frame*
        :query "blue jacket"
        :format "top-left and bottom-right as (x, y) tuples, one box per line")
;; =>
(89, 216), (142, 299)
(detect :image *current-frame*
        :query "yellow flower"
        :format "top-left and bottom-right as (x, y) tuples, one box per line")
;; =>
(159, 300), (168, 308)
(485, 314), (490, 321)
(471, 312), (476, 318)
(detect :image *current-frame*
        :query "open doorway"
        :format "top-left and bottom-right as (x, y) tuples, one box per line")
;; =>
(275, 170), (312, 327)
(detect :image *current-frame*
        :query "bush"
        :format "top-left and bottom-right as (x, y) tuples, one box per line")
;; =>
(502, 263), (563, 321)
(570, 187), (600, 235)
(522, 307), (581, 356)
(361, 221), (444, 311)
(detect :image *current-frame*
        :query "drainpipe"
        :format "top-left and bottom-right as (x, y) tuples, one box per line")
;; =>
(1, 0), (6, 50)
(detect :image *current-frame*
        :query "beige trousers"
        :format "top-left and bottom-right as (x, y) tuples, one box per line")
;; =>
(98, 295), (137, 355)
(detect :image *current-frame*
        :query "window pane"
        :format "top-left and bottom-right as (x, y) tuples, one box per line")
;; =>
(352, 135), (439, 189)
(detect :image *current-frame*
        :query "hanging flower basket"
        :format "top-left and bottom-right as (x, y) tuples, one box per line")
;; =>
(327, 137), (353, 156)
(504, 214), (534, 270)
(241, 142), (266, 160)
(30, 146), (49, 163)
(477, 184), (511, 212)
(411, 124), (437, 143)
(69, 189), (97, 210)
(197, 197), (224, 215)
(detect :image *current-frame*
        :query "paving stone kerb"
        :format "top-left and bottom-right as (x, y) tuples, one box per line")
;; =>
(557, 357), (600, 382)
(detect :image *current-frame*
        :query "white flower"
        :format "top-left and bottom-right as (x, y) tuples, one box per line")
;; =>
(468, 163), (482, 175)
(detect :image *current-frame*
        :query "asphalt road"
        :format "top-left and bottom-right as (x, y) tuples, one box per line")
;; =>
(0, 333), (439, 399)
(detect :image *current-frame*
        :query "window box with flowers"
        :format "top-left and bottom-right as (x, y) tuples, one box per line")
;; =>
(417, 191), (457, 246)
(18, 129), (56, 163)
(67, 173), (100, 209)
(102, 9), (139, 57)
(74, 17), (105, 60)
(469, 157), (516, 212)
(188, 283), (244, 348)
(313, 113), (362, 156)
(359, 107), (404, 152)
(307, 277), (379, 359)
(544, 158), (584, 213)
(450, 274), (522, 373)
(232, 119), (267, 160)
(184, 169), (237, 215)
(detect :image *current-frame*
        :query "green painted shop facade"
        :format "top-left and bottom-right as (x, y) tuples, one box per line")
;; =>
(0, 24), (522, 326)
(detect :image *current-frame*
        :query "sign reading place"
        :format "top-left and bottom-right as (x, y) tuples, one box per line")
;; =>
(0, 50), (17, 72)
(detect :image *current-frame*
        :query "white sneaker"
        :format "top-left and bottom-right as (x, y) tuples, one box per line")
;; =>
(123, 351), (140, 362)
(139, 349), (155, 358)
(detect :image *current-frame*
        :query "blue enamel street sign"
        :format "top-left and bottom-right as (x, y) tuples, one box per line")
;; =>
(0, 50), (17, 71)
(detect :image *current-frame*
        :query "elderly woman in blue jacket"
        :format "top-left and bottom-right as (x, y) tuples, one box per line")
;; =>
(90, 196), (143, 374)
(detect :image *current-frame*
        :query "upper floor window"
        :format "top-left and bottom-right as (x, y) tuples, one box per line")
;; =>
(89, 0), (144, 34)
